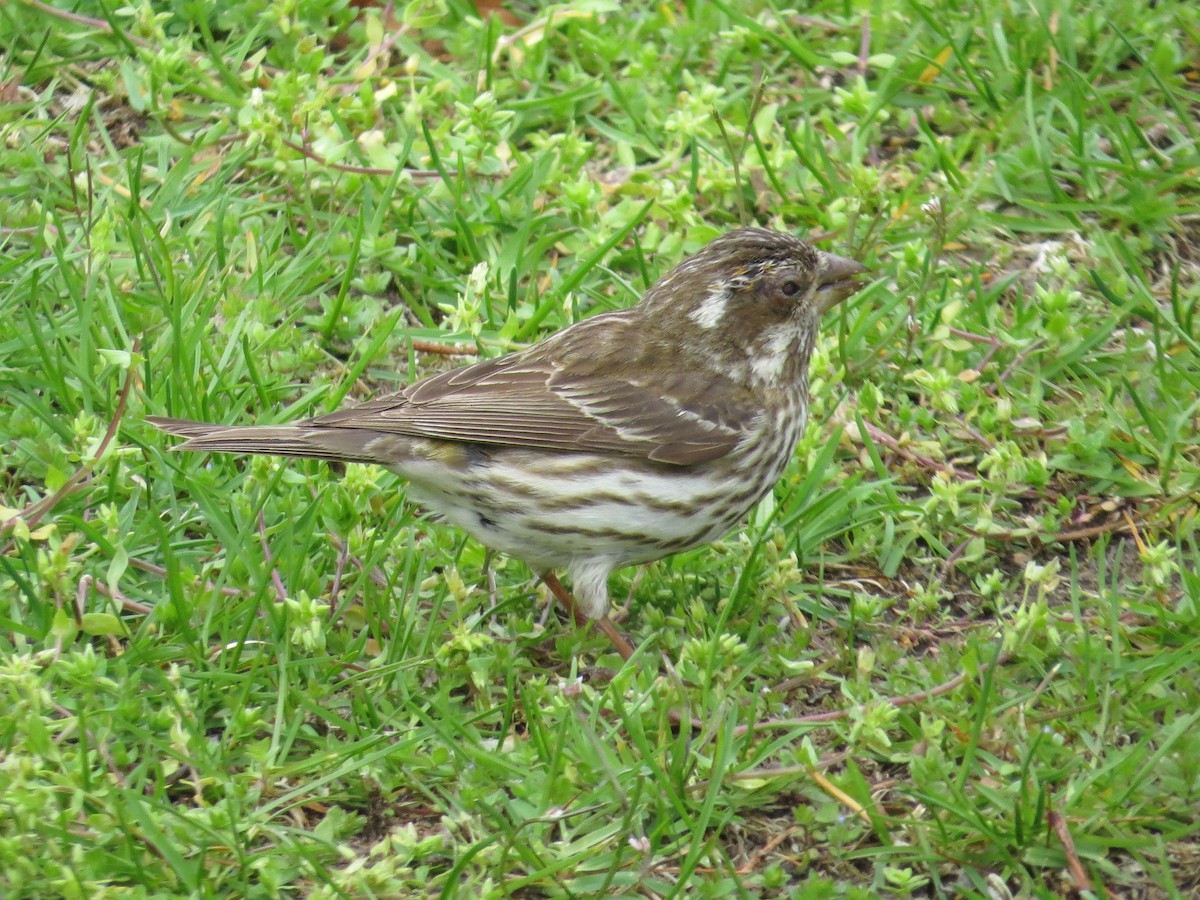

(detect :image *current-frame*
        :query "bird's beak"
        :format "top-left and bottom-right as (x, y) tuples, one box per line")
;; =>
(815, 252), (869, 314)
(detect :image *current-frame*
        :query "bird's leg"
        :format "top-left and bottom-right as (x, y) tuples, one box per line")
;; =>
(541, 572), (589, 627)
(541, 572), (636, 661)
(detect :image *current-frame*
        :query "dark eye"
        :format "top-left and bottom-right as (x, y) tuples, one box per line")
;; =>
(780, 280), (800, 297)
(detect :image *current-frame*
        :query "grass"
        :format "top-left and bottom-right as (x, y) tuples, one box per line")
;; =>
(1, 0), (1199, 895)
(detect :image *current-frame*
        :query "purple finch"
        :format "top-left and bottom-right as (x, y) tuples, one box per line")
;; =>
(150, 228), (867, 658)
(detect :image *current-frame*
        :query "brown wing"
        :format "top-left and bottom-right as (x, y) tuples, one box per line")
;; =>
(307, 315), (757, 465)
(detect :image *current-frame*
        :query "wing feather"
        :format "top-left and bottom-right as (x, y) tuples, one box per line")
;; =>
(307, 317), (759, 465)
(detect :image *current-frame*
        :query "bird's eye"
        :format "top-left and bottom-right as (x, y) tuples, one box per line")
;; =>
(780, 281), (800, 297)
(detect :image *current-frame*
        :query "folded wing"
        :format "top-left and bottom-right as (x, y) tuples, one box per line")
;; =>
(309, 325), (757, 465)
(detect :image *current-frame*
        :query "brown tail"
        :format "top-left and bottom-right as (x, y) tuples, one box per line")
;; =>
(146, 416), (389, 465)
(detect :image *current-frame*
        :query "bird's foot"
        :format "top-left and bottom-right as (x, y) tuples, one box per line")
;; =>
(540, 572), (637, 661)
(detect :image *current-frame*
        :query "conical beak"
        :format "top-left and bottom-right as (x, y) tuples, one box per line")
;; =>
(815, 251), (869, 314)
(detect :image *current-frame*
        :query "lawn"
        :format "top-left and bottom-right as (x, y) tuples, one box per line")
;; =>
(1, 0), (1199, 896)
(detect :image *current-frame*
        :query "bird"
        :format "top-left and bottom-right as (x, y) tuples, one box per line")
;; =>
(149, 227), (867, 660)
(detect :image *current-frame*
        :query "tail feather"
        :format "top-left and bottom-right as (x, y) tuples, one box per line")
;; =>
(146, 416), (388, 465)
